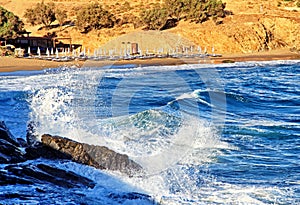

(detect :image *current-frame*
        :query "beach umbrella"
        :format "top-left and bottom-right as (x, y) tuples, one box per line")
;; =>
(37, 47), (41, 57)
(55, 48), (59, 58)
(46, 48), (50, 57)
(212, 46), (215, 54)
(198, 46), (202, 54)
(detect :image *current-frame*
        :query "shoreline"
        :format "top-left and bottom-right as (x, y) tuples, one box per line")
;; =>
(0, 50), (299, 73)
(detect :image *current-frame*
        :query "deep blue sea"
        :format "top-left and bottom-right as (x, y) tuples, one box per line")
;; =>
(0, 60), (299, 204)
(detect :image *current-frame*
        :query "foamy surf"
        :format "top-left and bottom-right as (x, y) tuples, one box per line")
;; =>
(0, 61), (299, 204)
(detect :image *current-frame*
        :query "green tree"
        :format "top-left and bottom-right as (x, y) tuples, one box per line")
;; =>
(140, 5), (168, 30)
(186, 0), (226, 23)
(0, 6), (24, 38)
(76, 3), (115, 33)
(140, 0), (227, 30)
(55, 9), (67, 30)
(164, 0), (186, 20)
(24, 1), (56, 29)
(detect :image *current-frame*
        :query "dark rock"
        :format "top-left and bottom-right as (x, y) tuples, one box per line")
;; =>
(0, 170), (33, 185)
(108, 192), (153, 201)
(41, 134), (143, 176)
(0, 121), (20, 147)
(36, 164), (95, 188)
(4, 163), (95, 189)
(0, 139), (26, 163)
(0, 121), (26, 164)
(0, 193), (32, 201)
(25, 142), (71, 160)
(17, 138), (28, 147)
(35, 187), (46, 193)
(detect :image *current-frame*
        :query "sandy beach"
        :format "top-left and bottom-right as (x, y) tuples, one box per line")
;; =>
(0, 49), (299, 73)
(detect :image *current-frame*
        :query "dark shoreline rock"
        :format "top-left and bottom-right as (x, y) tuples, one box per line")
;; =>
(0, 121), (26, 163)
(41, 134), (143, 176)
(0, 121), (20, 147)
(0, 121), (156, 204)
(4, 163), (95, 189)
(0, 121), (95, 189)
(1, 120), (143, 179)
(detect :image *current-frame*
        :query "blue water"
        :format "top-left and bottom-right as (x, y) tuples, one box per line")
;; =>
(0, 60), (299, 204)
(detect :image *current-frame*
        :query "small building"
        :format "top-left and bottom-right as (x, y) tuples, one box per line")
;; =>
(131, 43), (139, 55)
(9, 32), (78, 55)
(14, 36), (53, 54)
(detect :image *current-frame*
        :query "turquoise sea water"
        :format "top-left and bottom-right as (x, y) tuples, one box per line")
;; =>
(0, 60), (299, 204)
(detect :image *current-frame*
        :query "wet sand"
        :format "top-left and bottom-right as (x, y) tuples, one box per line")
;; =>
(0, 57), (83, 73)
(0, 50), (299, 72)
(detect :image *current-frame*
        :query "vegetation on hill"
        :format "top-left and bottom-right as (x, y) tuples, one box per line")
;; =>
(140, 4), (168, 30)
(24, 1), (56, 28)
(24, 1), (66, 29)
(21, 0), (227, 33)
(0, 6), (24, 38)
(76, 3), (115, 33)
(140, 0), (227, 30)
(1, 0), (300, 54)
(278, 0), (300, 7)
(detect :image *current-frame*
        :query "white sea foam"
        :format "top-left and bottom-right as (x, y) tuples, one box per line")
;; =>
(1, 61), (298, 204)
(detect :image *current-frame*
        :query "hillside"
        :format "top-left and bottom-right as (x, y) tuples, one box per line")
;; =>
(0, 0), (300, 54)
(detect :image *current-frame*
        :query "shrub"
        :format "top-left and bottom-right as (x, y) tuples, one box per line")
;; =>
(164, 0), (186, 20)
(24, 1), (56, 29)
(140, 5), (168, 30)
(140, 0), (227, 30)
(55, 9), (67, 30)
(76, 3), (115, 33)
(187, 0), (226, 23)
(117, 13), (143, 29)
(0, 6), (24, 38)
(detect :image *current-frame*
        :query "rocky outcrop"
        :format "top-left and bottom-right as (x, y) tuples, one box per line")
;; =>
(0, 121), (95, 191)
(0, 121), (26, 163)
(0, 121), (20, 147)
(1, 121), (143, 176)
(0, 122), (156, 203)
(41, 134), (143, 176)
(2, 163), (95, 189)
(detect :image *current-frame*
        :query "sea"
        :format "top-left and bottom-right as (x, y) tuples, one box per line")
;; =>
(0, 59), (299, 204)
